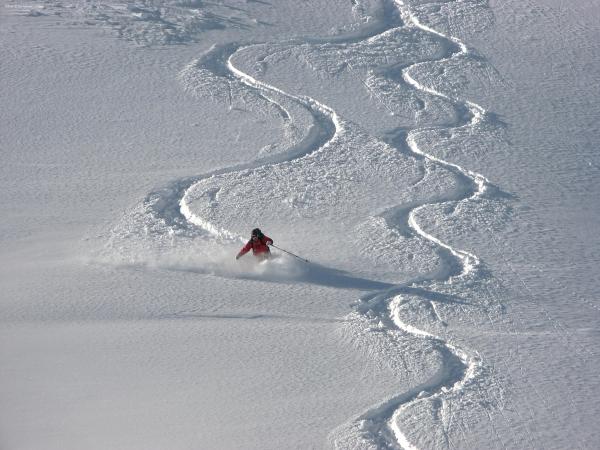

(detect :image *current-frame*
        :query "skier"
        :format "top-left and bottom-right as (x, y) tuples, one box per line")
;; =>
(236, 228), (273, 261)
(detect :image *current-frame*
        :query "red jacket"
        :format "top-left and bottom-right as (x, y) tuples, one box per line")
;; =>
(237, 235), (273, 258)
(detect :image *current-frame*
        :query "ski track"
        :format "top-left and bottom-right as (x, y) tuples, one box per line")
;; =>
(123, 1), (498, 448)
(345, 2), (497, 448)
(180, 44), (345, 238)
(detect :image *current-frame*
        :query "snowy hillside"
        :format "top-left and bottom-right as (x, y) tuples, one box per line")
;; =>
(1, 0), (599, 449)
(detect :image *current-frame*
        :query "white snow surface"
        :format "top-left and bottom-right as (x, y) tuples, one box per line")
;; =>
(1, 0), (600, 449)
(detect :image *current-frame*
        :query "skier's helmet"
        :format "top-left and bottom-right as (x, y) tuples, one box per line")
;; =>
(252, 228), (262, 237)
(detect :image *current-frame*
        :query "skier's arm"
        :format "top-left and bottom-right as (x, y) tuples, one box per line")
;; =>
(264, 235), (273, 246)
(236, 241), (252, 259)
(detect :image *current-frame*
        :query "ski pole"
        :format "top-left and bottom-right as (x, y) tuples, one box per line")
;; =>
(270, 244), (310, 263)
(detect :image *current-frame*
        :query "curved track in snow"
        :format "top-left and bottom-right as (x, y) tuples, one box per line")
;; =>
(133, 42), (336, 243)
(335, 2), (494, 447)
(179, 44), (343, 238)
(143, 10), (403, 242)
(127, 1), (498, 448)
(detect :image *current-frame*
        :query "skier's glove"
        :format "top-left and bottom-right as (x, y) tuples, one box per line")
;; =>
(236, 254), (240, 260)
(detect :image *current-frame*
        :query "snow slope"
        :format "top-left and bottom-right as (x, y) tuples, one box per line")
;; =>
(1, 0), (599, 449)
